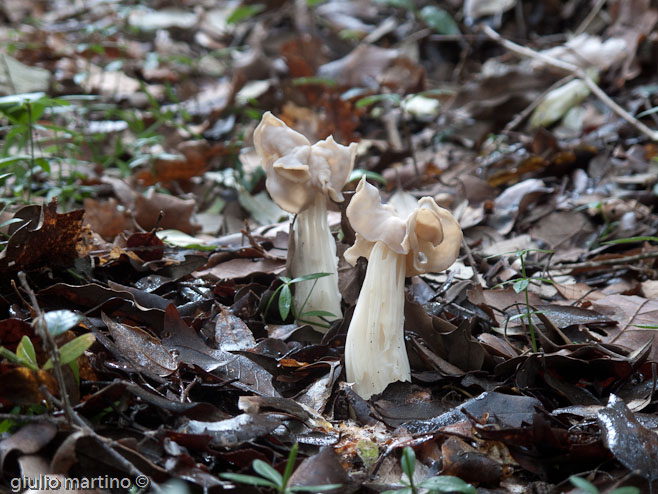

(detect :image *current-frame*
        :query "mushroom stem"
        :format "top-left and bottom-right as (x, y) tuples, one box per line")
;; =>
(290, 193), (342, 330)
(345, 240), (410, 399)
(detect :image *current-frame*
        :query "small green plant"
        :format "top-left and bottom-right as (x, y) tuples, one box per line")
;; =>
(220, 443), (341, 494)
(0, 309), (93, 383)
(0, 92), (69, 200)
(264, 272), (336, 328)
(490, 248), (554, 352)
(569, 475), (639, 494)
(382, 446), (476, 494)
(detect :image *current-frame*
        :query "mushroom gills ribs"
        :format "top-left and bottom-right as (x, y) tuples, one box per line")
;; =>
(290, 193), (342, 324)
(345, 240), (410, 399)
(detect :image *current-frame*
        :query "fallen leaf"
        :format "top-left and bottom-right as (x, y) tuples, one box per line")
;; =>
(597, 394), (658, 482)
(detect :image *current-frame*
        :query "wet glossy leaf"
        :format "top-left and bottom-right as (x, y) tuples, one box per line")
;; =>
(43, 310), (82, 337)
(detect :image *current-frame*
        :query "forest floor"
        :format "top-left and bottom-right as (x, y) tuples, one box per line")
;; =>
(1, 1), (658, 493)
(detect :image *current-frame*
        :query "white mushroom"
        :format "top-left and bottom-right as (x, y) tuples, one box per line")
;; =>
(254, 112), (357, 331)
(344, 177), (463, 399)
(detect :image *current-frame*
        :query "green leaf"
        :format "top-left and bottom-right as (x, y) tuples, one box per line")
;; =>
(43, 333), (96, 370)
(156, 230), (215, 251)
(0, 155), (32, 168)
(373, 0), (415, 10)
(0, 346), (21, 365)
(17, 336), (38, 371)
(419, 6), (460, 35)
(381, 488), (413, 494)
(282, 443), (299, 488)
(400, 447), (416, 481)
(252, 459), (283, 486)
(419, 475), (477, 493)
(0, 92), (45, 113)
(569, 476), (599, 494)
(300, 310), (336, 318)
(348, 169), (387, 185)
(513, 278), (530, 293)
(290, 485), (343, 492)
(604, 236), (658, 245)
(279, 284), (292, 321)
(289, 272), (332, 283)
(227, 4), (266, 24)
(43, 310), (82, 337)
(356, 93), (401, 108)
(610, 488), (640, 494)
(68, 359), (80, 385)
(34, 157), (50, 173)
(291, 76), (336, 87)
(219, 473), (278, 488)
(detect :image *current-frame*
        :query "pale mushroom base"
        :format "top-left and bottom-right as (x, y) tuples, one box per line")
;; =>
(345, 240), (411, 399)
(290, 194), (342, 331)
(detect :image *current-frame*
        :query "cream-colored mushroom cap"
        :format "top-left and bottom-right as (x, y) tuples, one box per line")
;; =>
(253, 112), (357, 213)
(345, 177), (462, 276)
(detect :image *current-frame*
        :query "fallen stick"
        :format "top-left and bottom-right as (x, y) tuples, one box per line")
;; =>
(481, 25), (658, 141)
(546, 250), (658, 271)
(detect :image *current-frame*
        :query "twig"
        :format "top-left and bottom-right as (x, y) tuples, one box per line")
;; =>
(545, 250), (658, 271)
(504, 75), (574, 132)
(611, 298), (649, 343)
(462, 239), (484, 287)
(0, 412), (65, 424)
(481, 25), (658, 141)
(18, 272), (74, 426)
(574, 0), (607, 35)
(40, 387), (164, 493)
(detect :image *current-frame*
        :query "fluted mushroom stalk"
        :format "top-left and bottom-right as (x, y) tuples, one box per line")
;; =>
(254, 112), (357, 331)
(344, 177), (463, 399)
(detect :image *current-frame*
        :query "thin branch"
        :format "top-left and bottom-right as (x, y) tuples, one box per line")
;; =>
(481, 25), (658, 141)
(18, 271), (74, 426)
(574, 0), (607, 35)
(40, 387), (163, 494)
(504, 75), (574, 132)
(545, 250), (658, 271)
(0, 412), (64, 424)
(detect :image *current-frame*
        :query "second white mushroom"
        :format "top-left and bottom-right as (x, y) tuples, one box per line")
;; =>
(254, 112), (357, 331)
(344, 177), (463, 399)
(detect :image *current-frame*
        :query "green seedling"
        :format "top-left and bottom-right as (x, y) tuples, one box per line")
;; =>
(0, 309), (92, 383)
(382, 447), (476, 494)
(264, 272), (336, 328)
(569, 475), (639, 494)
(220, 442), (341, 494)
(356, 439), (380, 470)
(490, 248), (554, 353)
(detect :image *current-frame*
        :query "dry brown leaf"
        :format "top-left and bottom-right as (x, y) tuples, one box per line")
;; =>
(135, 189), (198, 234)
(83, 198), (132, 240)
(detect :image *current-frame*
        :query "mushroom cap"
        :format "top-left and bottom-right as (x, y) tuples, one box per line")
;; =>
(345, 177), (462, 276)
(253, 112), (357, 213)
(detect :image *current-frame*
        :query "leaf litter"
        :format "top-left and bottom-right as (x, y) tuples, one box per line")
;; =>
(1, 0), (658, 493)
